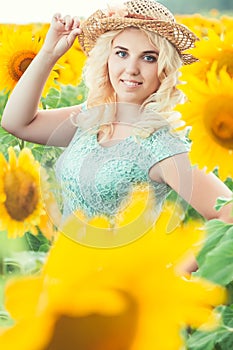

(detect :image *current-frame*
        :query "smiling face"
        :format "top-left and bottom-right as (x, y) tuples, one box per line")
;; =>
(107, 27), (160, 105)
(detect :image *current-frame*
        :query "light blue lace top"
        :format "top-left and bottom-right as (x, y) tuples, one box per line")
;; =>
(55, 125), (190, 222)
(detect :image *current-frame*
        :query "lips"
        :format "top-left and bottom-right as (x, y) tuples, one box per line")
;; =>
(121, 79), (142, 87)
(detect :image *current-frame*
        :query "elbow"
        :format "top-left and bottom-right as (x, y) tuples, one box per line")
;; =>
(1, 112), (10, 130)
(1, 117), (17, 136)
(1, 111), (25, 138)
(1, 117), (10, 132)
(1, 117), (24, 140)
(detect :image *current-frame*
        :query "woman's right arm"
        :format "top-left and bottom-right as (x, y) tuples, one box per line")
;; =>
(1, 13), (83, 147)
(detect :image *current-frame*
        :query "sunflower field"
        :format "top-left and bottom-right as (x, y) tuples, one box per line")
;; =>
(0, 11), (232, 350)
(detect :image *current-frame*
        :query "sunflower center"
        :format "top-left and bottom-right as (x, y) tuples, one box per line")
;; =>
(4, 168), (39, 221)
(44, 292), (138, 350)
(204, 99), (233, 149)
(9, 51), (36, 81)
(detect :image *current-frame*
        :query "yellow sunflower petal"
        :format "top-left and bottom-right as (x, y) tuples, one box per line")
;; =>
(4, 276), (43, 321)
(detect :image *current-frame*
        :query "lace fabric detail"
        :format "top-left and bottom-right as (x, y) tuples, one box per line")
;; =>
(55, 126), (190, 220)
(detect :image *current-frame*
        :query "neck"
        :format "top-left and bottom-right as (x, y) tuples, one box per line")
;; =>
(115, 102), (141, 124)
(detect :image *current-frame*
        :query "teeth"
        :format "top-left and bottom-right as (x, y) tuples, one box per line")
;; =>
(123, 80), (140, 87)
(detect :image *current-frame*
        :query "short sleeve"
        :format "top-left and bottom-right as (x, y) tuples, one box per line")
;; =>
(141, 127), (191, 170)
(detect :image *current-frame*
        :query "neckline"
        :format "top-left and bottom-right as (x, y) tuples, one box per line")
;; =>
(95, 133), (133, 149)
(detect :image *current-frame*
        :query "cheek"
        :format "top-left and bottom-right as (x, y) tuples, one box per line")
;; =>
(148, 67), (160, 90)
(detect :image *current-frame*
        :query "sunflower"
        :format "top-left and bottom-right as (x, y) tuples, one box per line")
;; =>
(0, 26), (58, 97)
(0, 193), (226, 350)
(30, 22), (50, 39)
(177, 63), (233, 180)
(0, 147), (60, 238)
(28, 21), (87, 87)
(181, 28), (233, 81)
(175, 14), (224, 39)
(220, 15), (233, 34)
(56, 43), (86, 87)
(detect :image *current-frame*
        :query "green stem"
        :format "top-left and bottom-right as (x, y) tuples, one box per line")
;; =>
(19, 139), (25, 150)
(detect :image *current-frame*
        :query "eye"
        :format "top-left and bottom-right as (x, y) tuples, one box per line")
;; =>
(115, 50), (128, 58)
(143, 55), (158, 62)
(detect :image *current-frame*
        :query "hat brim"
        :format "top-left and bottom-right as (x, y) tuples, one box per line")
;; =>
(78, 16), (199, 65)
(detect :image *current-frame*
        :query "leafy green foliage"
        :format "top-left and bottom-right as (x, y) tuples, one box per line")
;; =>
(186, 219), (233, 350)
(25, 230), (51, 253)
(198, 237), (233, 285)
(187, 305), (233, 350)
(194, 220), (233, 285)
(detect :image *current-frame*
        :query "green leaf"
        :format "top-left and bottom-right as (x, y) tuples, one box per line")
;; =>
(186, 329), (217, 350)
(214, 305), (233, 349)
(196, 220), (231, 266)
(215, 197), (233, 212)
(38, 243), (51, 253)
(224, 177), (233, 191)
(186, 305), (233, 350)
(221, 305), (233, 328)
(0, 128), (20, 155)
(25, 232), (41, 251)
(41, 87), (61, 108)
(195, 226), (233, 285)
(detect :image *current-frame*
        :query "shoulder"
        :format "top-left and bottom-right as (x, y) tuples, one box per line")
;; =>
(143, 126), (191, 161)
(149, 126), (189, 143)
(143, 127), (190, 181)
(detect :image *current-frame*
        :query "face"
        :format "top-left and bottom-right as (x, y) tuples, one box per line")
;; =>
(107, 28), (160, 105)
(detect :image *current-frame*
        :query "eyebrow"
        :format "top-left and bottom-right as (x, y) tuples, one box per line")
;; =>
(113, 45), (159, 55)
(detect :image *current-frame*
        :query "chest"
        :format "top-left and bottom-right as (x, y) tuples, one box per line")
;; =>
(97, 123), (136, 148)
(55, 131), (153, 216)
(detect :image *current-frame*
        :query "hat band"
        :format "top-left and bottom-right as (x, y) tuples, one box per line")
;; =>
(125, 14), (156, 20)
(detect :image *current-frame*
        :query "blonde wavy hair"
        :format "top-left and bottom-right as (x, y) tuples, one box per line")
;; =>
(74, 27), (187, 139)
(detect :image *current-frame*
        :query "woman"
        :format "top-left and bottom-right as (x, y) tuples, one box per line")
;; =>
(1, 0), (232, 241)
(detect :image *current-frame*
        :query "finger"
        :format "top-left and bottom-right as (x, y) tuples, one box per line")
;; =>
(72, 16), (81, 29)
(62, 15), (73, 30)
(67, 28), (82, 46)
(52, 13), (62, 23)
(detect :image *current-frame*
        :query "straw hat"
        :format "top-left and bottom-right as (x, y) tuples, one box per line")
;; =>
(78, 0), (199, 65)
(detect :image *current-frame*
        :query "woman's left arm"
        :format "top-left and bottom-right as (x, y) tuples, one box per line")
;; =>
(149, 152), (233, 223)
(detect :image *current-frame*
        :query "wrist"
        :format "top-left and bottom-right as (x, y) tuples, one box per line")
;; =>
(38, 48), (60, 65)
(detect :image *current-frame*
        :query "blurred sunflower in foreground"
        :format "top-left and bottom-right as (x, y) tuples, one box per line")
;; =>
(177, 63), (233, 180)
(0, 190), (226, 350)
(0, 147), (61, 239)
(0, 27), (58, 97)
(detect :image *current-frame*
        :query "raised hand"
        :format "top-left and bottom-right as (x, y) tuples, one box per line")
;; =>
(41, 13), (82, 59)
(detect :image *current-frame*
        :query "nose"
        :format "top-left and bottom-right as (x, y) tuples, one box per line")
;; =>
(125, 57), (140, 76)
